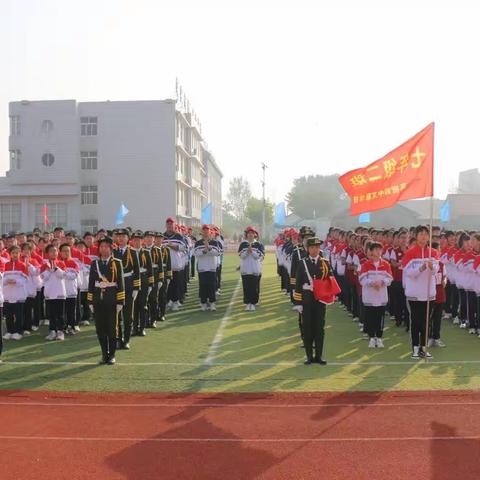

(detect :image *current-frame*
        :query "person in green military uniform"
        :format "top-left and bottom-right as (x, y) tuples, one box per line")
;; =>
(131, 230), (154, 336)
(87, 236), (125, 365)
(113, 228), (140, 349)
(293, 237), (333, 365)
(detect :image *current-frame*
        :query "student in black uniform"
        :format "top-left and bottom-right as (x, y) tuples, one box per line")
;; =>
(143, 231), (164, 328)
(87, 236), (125, 365)
(113, 228), (140, 349)
(154, 232), (171, 321)
(293, 237), (334, 365)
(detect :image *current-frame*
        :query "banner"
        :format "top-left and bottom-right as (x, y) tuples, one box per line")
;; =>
(274, 202), (286, 226)
(201, 203), (213, 224)
(115, 203), (129, 226)
(339, 123), (434, 215)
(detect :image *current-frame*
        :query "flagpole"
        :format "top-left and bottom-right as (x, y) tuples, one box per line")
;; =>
(424, 122), (435, 362)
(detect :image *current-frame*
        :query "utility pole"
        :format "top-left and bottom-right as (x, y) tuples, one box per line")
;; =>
(261, 162), (267, 239)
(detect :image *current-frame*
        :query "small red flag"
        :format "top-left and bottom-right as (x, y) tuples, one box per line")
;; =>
(339, 123), (434, 215)
(43, 203), (50, 226)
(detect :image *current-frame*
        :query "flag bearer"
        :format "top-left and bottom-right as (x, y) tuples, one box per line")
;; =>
(87, 236), (125, 365)
(293, 237), (334, 365)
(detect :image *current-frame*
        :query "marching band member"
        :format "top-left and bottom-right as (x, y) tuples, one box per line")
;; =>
(194, 225), (221, 311)
(155, 232), (171, 322)
(238, 226), (265, 311)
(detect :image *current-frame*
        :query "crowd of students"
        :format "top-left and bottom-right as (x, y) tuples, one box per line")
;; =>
(0, 219), (225, 363)
(276, 224), (480, 362)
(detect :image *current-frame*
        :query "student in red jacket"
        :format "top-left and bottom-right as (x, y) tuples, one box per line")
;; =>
(3, 245), (28, 341)
(359, 242), (393, 348)
(428, 241), (447, 348)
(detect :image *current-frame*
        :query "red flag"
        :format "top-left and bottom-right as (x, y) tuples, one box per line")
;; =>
(339, 123), (434, 215)
(43, 203), (50, 226)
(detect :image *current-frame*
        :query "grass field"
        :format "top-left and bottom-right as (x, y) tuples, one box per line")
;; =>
(1, 253), (479, 393)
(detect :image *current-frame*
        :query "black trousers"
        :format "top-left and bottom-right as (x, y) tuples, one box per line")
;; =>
(429, 302), (443, 339)
(33, 291), (41, 327)
(302, 293), (327, 360)
(5, 302), (24, 334)
(216, 264), (222, 291)
(450, 284), (459, 318)
(46, 299), (65, 332)
(65, 297), (77, 328)
(467, 291), (478, 329)
(147, 282), (159, 325)
(459, 288), (467, 323)
(167, 270), (183, 302)
(408, 300), (430, 348)
(119, 289), (134, 343)
(242, 274), (260, 305)
(391, 280), (409, 326)
(93, 301), (118, 359)
(444, 281), (453, 314)
(364, 305), (385, 338)
(198, 271), (216, 304)
(158, 280), (168, 318)
(80, 291), (90, 321)
(190, 256), (196, 278)
(23, 297), (36, 331)
(133, 280), (148, 332)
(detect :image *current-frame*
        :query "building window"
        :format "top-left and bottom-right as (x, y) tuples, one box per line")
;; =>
(9, 116), (20, 136)
(0, 203), (21, 234)
(9, 150), (21, 170)
(80, 151), (97, 170)
(81, 219), (98, 234)
(41, 120), (54, 134)
(80, 117), (97, 136)
(41, 153), (55, 167)
(35, 203), (67, 229)
(81, 185), (98, 205)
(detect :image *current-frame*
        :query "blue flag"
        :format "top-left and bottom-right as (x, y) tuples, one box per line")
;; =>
(274, 202), (286, 226)
(201, 203), (213, 224)
(115, 203), (129, 226)
(440, 201), (450, 222)
(358, 212), (371, 223)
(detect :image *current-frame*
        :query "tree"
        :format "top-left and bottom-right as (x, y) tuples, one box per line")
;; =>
(245, 197), (274, 225)
(225, 177), (252, 221)
(286, 174), (347, 219)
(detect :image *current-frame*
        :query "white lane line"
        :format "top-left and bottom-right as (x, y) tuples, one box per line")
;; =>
(204, 278), (242, 366)
(0, 401), (480, 408)
(0, 435), (479, 443)
(2, 359), (480, 367)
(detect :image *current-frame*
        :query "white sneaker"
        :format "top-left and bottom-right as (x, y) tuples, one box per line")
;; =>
(362, 333), (369, 338)
(376, 338), (384, 348)
(412, 346), (420, 359)
(80, 320), (90, 326)
(200, 303), (208, 311)
(250, 304), (256, 311)
(443, 313), (452, 319)
(43, 319), (50, 326)
(353, 317), (360, 322)
(390, 315), (396, 321)
(420, 349), (433, 359)
(2, 333), (12, 340)
(31, 326), (39, 332)
(368, 338), (376, 348)
(216, 290), (221, 296)
(166, 300), (173, 310)
(11, 333), (23, 341)
(171, 301), (180, 311)
(453, 317), (460, 325)
(74, 326), (81, 332)
(210, 303), (217, 311)
(359, 325), (364, 331)
(245, 304), (251, 311)
(460, 323), (467, 329)
(434, 339), (446, 347)
(469, 328), (476, 334)
(427, 338), (435, 347)
(56, 331), (65, 341)
(45, 331), (57, 341)
(23, 330), (31, 336)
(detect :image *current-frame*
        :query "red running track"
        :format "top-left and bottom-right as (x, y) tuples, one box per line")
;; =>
(1, 390), (480, 479)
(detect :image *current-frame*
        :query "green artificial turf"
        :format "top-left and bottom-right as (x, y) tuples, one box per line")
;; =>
(1, 253), (479, 393)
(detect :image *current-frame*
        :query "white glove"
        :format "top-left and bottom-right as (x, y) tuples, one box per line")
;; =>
(302, 283), (313, 291)
(116, 304), (123, 314)
(132, 290), (139, 300)
(293, 305), (303, 314)
(147, 287), (152, 296)
(89, 305), (94, 313)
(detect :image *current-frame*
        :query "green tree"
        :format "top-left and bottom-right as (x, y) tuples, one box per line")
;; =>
(286, 174), (347, 218)
(245, 197), (274, 225)
(225, 177), (252, 221)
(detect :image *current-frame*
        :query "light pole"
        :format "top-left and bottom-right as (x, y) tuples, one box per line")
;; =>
(261, 162), (267, 239)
